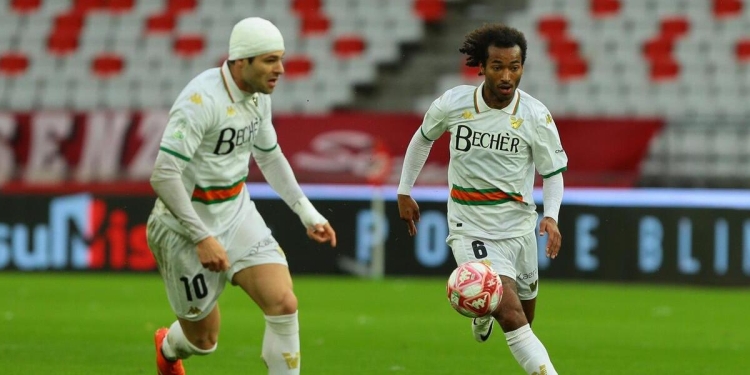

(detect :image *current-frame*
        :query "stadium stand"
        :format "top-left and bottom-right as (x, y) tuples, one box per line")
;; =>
(0, 0), (441, 112)
(418, 0), (750, 119)
(1, 0), (748, 188)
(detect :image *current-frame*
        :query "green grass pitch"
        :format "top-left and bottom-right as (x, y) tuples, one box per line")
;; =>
(0, 273), (747, 374)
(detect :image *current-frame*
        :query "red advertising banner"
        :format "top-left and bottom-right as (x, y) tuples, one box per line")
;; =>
(0, 111), (662, 193)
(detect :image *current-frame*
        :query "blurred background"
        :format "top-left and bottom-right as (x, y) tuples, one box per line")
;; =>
(0, 1), (749, 373)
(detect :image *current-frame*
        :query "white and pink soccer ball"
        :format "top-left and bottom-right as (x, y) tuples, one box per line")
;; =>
(446, 261), (503, 318)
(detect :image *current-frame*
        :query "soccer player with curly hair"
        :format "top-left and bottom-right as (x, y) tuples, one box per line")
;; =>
(398, 23), (566, 375)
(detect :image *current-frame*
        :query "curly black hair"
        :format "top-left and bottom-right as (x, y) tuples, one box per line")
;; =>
(460, 24), (527, 67)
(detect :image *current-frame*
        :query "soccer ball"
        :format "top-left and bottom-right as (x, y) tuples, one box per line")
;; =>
(446, 261), (503, 318)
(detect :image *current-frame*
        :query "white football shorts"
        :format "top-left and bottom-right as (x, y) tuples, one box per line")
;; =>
(447, 231), (539, 300)
(146, 208), (288, 321)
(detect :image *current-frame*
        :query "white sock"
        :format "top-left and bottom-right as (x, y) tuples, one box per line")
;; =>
(162, 320), (216, 360)
(262, 312), (300, 375)
(504, 324), (558, 375)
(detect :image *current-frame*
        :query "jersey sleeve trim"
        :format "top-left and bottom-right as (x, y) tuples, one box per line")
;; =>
(159, 146), (191, 162)
(541, 166), (567, 179)
(419, 127), (435, 141)
(254, 143), (278, 152)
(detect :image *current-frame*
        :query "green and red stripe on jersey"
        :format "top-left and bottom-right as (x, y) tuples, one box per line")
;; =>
(450, 184), (526, 206)
(191, 176), (247, 204)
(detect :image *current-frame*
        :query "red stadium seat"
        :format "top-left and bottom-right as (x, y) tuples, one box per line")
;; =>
(537, 15), (567, 40)
(590, 0), (620, 18)
(649, 57), (680, 81)
(73, 0), (106, 13)
(167, 0), (197, 14)
(659, 17), (690, 40)
(174, 35), (205, 58)
(146, 13), (176, 34)
(643, 38), (674, 60)
(414, 0), (446, 22)
(48, 30), (80, 56)
(54, 13), (85, 33)
(0, 52), (30, 76)
(713, 0), (743, 18)
(548, 39), (580, 60)
(300, 13), (330, 35)
(556, 57), (588, 81)
(735, 39), (750, 62)
(334, 35), (366, 58)
(284, 55), (314, 79)
(10, 0), (41, 14)
(91, 53), (125, 78)
(108, 0), (135, 13)
(292, 0), (322, 15)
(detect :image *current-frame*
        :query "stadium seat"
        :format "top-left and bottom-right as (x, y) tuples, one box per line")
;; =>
(413, 0), (445, 23)
(649, 56), (680, 81)
(736, 39), (750, 62)
(145, 13), (176, 34)
(108, 0), (135, 14)
(166, 0), (197, 14)
(300, 12), (330, 35)
(659, 17), (690, 40)
(333, 35), (366, 59)
(537, 15), (568, 41)
(0, 52), (30, 76)
(556, 57), (588, 81)
(283, 55), (314, 80)
(10, 0), (41, 14)
(47, 30), (80, 56)
(91, 53), (125, 78)
(293, 0), (322, 15)
(174, 35), (205, 58)
(590, 0), (621, 18)
(712, 0), (743, 18)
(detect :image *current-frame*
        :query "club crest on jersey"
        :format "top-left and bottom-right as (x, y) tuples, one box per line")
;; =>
(510, 116), (524, 129)
(461, 110), (474, 120)
(251, 95), (259, 107)
(546, 114), (553, 124)
(227, 106), (236, 117)
(172, 121), (187, 140)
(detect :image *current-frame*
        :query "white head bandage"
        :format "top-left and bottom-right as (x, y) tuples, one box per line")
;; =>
(228, 17), (285, 60)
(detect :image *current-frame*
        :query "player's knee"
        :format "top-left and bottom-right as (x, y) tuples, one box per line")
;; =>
(265, 289), (298, 315)
(496, 305), (527, 331)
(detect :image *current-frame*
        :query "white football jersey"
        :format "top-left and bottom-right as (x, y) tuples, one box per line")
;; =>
(152, 62), (277, 237)
(421, 83), (568, 239)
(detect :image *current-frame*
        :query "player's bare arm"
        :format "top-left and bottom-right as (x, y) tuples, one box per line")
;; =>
(195, 236), (230, 272)
(539, 217), (561, 259)
(397, 194), (420, 236)
(306, 222), (337, 247)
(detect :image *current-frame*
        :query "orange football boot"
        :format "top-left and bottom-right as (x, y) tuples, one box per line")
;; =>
(154, 328), (186, 375)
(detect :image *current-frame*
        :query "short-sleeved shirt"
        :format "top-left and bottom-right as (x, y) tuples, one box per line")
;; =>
(152, 62), (277, 239)
(421, 83), (568, 239)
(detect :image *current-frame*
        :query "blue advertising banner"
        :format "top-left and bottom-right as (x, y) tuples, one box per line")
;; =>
(1, 186), (749, 286)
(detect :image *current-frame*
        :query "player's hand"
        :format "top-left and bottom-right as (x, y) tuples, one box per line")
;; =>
(539, 217), (561, 259)
(397, 194), (420, 236)
(307, 221), (337, 248)
(195, 236), (230, 272)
